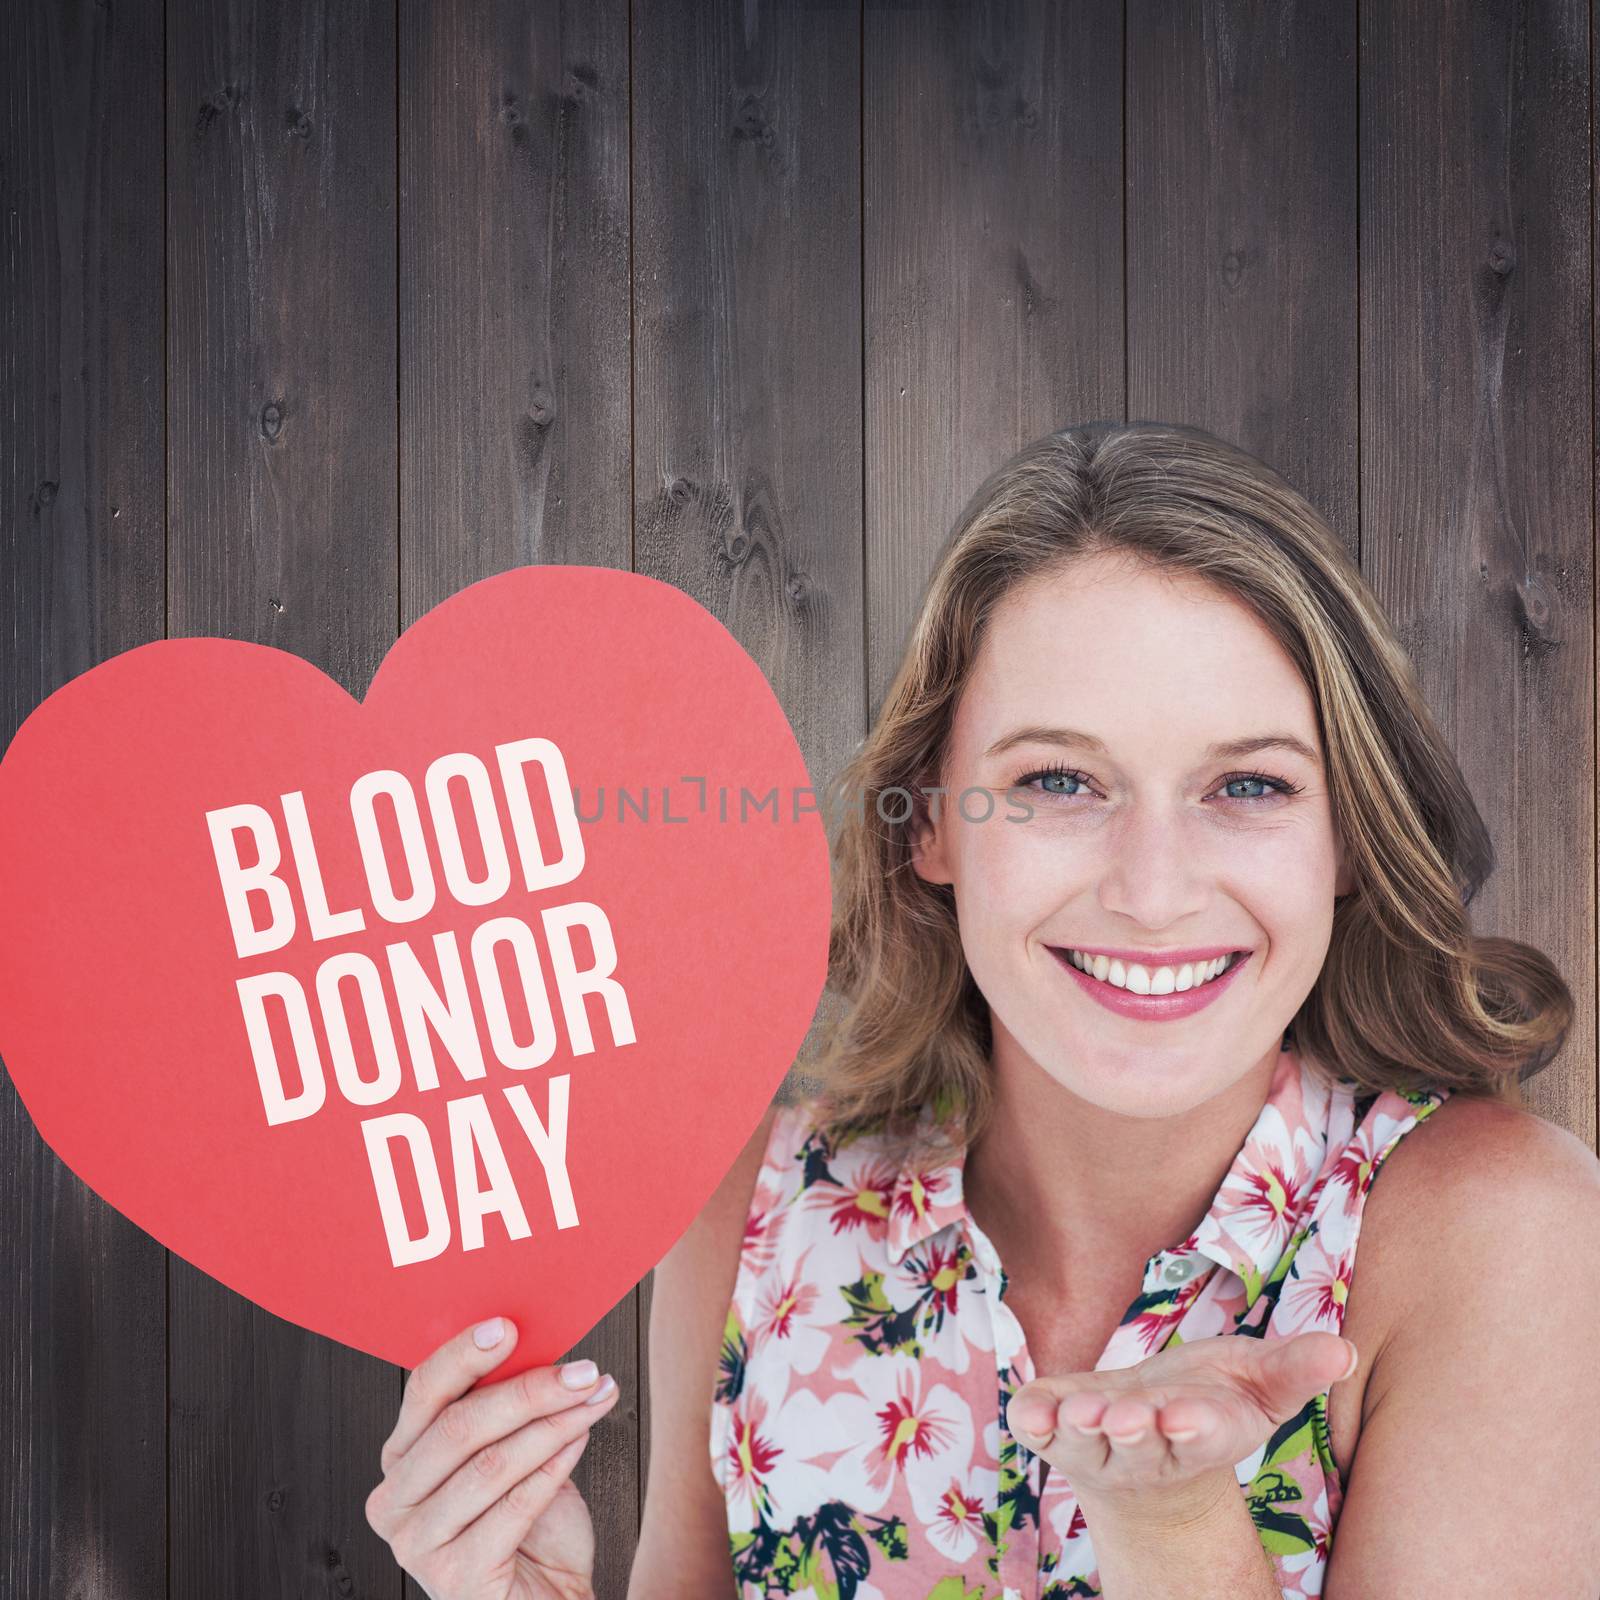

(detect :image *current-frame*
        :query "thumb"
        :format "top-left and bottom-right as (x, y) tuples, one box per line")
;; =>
(1253, 1332), (1358, 1417)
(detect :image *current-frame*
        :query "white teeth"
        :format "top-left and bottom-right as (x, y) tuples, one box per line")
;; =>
(1065, 949), (1239, 993)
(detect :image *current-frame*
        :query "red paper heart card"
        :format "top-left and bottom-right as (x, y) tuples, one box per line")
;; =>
(0, 565), (832, 1378)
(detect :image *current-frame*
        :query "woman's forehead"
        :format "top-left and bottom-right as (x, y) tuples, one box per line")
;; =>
(964, 569), (1315, 741)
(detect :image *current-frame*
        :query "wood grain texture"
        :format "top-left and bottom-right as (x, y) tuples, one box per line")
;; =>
(629, 0), (865, 1580)
(1359, 0), (1594, 1139)
(1127, 1), (1359, 546)
(0, 0), (169, 1597)
(1, 2), (1596, 1597)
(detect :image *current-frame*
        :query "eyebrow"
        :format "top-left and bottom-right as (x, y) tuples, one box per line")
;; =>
(982, 724), (1322, 766)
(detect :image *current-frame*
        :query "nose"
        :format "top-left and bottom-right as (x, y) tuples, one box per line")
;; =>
(1093, 801), (1213, 932)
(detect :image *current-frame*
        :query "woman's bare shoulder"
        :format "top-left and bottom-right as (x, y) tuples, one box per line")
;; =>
(1370, 1087), (1599, 1217)
(626, 1097), (797, 1596)
(1355, 1085), (1600, 1325)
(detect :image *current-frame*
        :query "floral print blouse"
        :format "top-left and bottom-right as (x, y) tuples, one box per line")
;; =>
(708, 1044), (1449, 1599)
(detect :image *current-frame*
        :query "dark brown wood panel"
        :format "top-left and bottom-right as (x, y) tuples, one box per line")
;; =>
(1127, 2), (1359, 548)
(629, 0), (866, 1563)
(0, 0), (169, 1597)
(397, 1), (636, 1592)
(163, 1), (403, 1596)
(1360, 0), (1594, 1139)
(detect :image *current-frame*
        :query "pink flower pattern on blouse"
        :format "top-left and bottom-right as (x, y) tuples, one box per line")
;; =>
(708, 1044), (1449, 1599)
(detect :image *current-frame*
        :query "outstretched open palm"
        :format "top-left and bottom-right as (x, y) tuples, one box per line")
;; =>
(1006, 1329), (1357, 1500)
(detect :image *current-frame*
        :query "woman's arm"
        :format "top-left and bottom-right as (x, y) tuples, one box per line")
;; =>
(1321, 1096), (1600, 1597)
(626, 1103), (780, 1599)
(1006, 1093), (1600, 1599)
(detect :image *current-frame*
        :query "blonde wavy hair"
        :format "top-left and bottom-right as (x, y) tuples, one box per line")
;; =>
(806, 420), (1572, 1152)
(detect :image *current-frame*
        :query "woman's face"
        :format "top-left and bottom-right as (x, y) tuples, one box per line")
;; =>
(910, 552), (1353, 1118)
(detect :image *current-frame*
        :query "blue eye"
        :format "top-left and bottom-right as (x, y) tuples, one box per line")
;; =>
(1217, 770), (1305, 801)
(1222, 775), (1277, 801)
(1018, 765), (1089, 797)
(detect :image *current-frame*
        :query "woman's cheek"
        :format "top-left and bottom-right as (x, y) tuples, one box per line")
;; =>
(1232, 829), (1337, 917)
(959, 817), (1078, 915)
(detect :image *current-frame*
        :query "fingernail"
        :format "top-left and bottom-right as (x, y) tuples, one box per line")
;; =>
(559, 1358), (599, 1389)
(473, 1317), (504, 1349)
(584, 1374), (617, 1406)
(1339, 1341), (1359, 1381)
(1011, 1398), (1052, 1438)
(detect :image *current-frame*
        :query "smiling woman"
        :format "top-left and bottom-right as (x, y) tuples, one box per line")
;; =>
(821, 421), (1570, 1132)
(628, 420), (1600, 1600)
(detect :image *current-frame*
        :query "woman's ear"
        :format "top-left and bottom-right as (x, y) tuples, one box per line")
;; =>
(908, 793), (953, 887)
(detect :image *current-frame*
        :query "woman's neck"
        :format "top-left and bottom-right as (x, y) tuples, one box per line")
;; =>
(962, 1029), (1283, 1294)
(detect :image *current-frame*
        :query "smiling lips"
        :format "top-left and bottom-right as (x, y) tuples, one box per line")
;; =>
(1054, 947), (1246, 994)
(1049, 945), (1252, 1020)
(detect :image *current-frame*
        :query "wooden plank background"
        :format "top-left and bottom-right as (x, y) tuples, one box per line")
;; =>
(1, 1), (1592, 1595)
